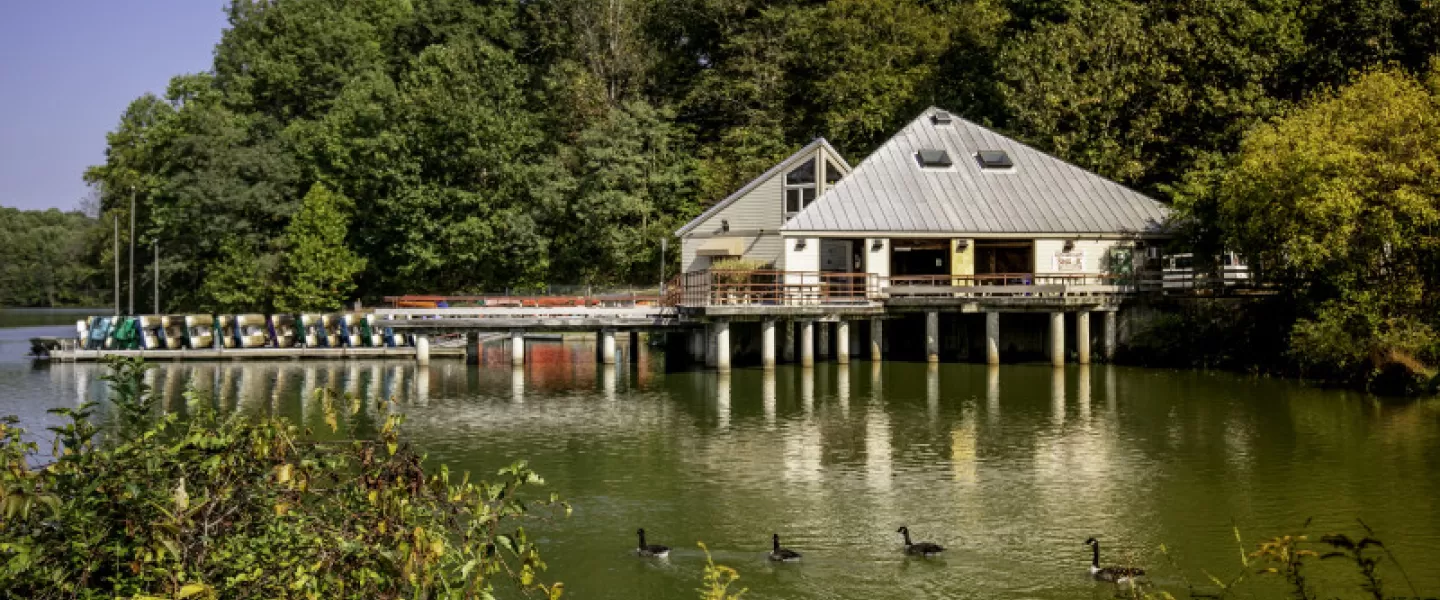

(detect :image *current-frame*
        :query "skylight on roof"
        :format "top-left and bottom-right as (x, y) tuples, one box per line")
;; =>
(977, 150), (1013, 170)
(916, 149), (952, 168)
(932, 110), (953, 125)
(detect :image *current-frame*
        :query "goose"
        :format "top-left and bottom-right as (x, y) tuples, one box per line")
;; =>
(635, 528), (670, 558)
(897, 526), (945, 556)
(768, 533), (802, 562)
(1085, 537), (1144, 582)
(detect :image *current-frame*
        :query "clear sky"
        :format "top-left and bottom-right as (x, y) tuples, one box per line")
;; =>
(0, 1), (228, 212)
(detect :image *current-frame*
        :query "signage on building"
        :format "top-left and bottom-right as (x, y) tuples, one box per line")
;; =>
(1054, 251), (1085, 272)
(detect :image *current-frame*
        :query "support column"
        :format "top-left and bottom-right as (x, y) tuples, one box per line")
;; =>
(690, 328), (706, 361)
(761, 319), (777, 369)
(869, 318), (883, 362)
(705, 324), (717, 368)
(1103, 311), (1117, 362)
(415, 335), (430, 366)
(985, 312), (1000, 365)
(600, 328), (616, 365)
(836, 320), (851, 364)
(818, 322), (831, 360)
(465, 331), (481, 365)
(510, 329), (525, 365)
(715, 320), (731, 372)
(1050, 312), (1065, 367)
(781, 320), (795, 363)
(1077, 311), (1091, 365)
(925, 310), (940, 363)
(800, 320), (815, 368)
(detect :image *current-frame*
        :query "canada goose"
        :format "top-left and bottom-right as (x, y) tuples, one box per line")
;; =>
(897, 526), (945, 556)
(1084, 538), (1144, 582)
(768, 533), (801, 562)
(635, 528), (670, 558)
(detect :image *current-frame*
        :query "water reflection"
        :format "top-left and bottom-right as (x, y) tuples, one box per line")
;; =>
(12, 353), (1440, 600)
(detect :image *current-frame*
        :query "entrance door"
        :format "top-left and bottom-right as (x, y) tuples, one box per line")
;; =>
(820, 239), (864, 301)
(820, 239), (854, 272)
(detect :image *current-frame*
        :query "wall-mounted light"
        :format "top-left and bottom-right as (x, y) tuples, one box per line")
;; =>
(871, 239), (885, 251)
(954, 239), (969, 250)
(1063, 240), (1076, 252)
(721, 220), (730, 233)
(795, 239), (807, 251)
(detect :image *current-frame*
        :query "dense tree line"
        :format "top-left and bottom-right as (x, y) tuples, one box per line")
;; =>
(79, 0), (1440, 384)
(0, 208), (103, 307)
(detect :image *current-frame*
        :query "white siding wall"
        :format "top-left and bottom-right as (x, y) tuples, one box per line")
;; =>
(676, 145), (849, 274)
(865, 238), (890, 279)
(1032, 239), (1132, 274)
(784, 237), (820, 272)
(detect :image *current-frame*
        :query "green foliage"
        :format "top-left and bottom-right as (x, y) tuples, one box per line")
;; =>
(696, 542), (745, 600)
(0, 358), (567, 599)
(1177, 65), (1440, 390)
(274, 184), (366, 313)
(0, 207), (103, 307)
(81, 0), (1440, 311)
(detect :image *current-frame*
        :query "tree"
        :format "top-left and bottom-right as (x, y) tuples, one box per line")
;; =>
(274, 184), (366, 313)
(1180, 65), (1440, 387)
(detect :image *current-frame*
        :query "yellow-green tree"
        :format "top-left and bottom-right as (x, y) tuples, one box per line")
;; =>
(1182, 64), (1440, 387)
(274, 183), (366, 313)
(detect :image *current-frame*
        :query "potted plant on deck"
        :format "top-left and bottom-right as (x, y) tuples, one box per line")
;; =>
(710, 258), (770, 305)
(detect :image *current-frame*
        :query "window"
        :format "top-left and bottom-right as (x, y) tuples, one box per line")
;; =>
(932, 110), (954, 125)
(825, 159), (844, 185)
(977, 150), (1013, 169)
(916, 149), (952, 168)
(784, 158), (818, 216)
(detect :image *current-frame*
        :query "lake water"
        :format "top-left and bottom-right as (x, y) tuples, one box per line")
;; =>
(2, 309), (1438, 599)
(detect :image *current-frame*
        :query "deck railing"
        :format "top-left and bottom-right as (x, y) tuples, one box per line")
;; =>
(678, 270), (878, 307)
(671, 269), (1168, 306)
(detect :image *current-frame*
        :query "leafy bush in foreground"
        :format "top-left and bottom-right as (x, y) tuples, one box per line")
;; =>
(0, 358), (566, 600)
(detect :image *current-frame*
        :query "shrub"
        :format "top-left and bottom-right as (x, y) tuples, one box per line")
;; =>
(0, 357), (567, 600)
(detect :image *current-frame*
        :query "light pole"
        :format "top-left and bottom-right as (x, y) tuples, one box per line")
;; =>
(153, 242), (160, 314)
(128, 186), (136, 315)
(113, 214), (120, 317)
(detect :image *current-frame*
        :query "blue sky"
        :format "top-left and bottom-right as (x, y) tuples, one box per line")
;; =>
(0, 1), (227, 211)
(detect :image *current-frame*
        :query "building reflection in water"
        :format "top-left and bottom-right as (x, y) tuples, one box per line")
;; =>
(1051, 366), (1066, 426)
(602, 363), (617, 402)
(837, 364), (850, 419)
(864, 383), (893, 497)
(717, 372), (732, 430)
(800, 367), (815, 417)
(761, 370), (775, 428)
(509, 366), (523, 404)
(986, 365), (1000, 425)
(927, 362), (940, 425)
(1078, 366), (1092, 424)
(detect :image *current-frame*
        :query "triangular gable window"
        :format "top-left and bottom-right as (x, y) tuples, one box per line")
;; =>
(785, 157), (818, 217)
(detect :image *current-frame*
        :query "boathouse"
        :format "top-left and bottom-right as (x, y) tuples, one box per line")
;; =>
(673, 107), (1173, 368)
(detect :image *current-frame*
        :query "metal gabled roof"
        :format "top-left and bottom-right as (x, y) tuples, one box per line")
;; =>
(674, 138), (848, 236)
(781, 108), (1171, 236)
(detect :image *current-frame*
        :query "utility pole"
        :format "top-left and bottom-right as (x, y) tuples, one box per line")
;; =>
(113, 215), (120, 317)
(128, 187), (136, 315)
(153, 242), (160, 314)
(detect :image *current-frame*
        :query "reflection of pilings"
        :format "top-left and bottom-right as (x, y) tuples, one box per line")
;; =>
(1078, 366), (1092, 422)
(1051, 367), (1065, 425)
(602, 363), (616, 402)
(927, 362), (940, 423)
(1105, 365), (1117, 413)
(801, 365), (815, 417)
(718, 372), (733, 430)
(864, 394), (894, 496)
(415, 366), (430, 406)
(143, 367), (160, 411)
(301, 366), (318, 420)
(509, 366), (524, 404)
(366, 364), (383, 408)
(986, 365), (1000, 424)
(271, 367), (289, 416)
(762, 369), (776, 428)
(837, 363), (851, 419)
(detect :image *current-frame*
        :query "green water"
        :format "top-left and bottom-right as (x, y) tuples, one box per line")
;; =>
(1, 325), (1438, 599)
